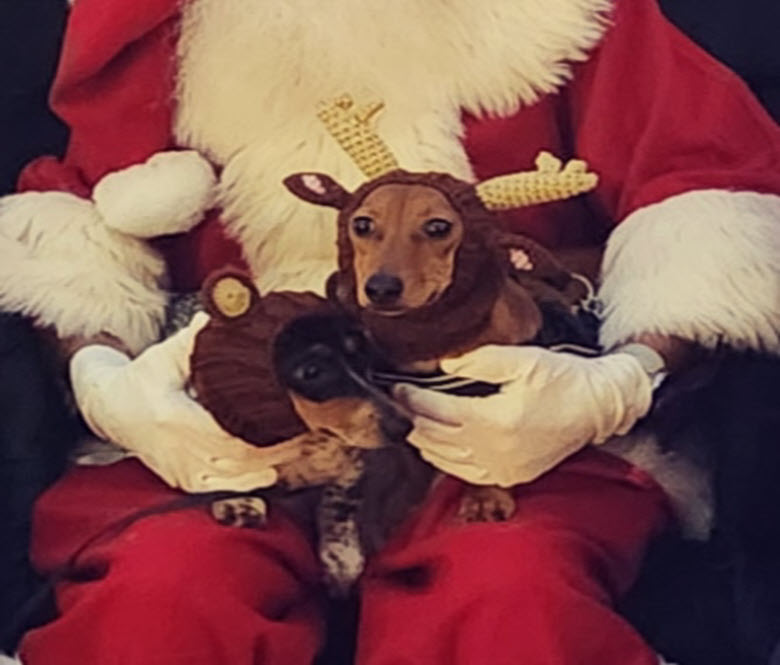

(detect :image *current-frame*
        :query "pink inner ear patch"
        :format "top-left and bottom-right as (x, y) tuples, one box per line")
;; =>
(302, 174), (327, 195)
(509, 248), (534, 271)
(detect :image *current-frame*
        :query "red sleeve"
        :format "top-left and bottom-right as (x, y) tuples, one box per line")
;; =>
(18, 0), (180, 193)
(566, 0), (780, 224)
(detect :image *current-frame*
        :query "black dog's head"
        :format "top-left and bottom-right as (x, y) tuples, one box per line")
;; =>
(272, 312), (411, 446)
(273, 313), (375, 402)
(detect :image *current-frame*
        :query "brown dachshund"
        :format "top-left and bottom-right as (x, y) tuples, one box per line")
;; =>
(284, 168), (595, 522)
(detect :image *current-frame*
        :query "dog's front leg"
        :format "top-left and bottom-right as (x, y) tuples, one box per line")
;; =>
(211, 429), (361, 528)
(275, 429), (364, 490)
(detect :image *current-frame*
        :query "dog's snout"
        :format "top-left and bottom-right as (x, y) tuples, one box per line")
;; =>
(365, 273), (403, 306)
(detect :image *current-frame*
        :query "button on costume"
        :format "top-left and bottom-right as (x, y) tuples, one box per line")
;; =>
(2, 0), (780, 663)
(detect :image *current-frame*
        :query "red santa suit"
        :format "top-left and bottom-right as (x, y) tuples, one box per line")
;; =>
(5, 0), (780, 663)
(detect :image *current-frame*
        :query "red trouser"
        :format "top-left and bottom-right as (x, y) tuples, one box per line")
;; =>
(20, 449), (669, 665)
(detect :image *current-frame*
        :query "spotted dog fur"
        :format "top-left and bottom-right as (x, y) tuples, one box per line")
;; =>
(276, 427), (371, 592)
(211, 496), (268, 528)
(317, 481), (365, 595)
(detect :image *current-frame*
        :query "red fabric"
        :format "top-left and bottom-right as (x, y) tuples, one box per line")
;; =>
(22, 451), (668, 665)
(568, 0), (780, 219)
(17, 0), (780, 289)
(359, 450), (669, 665)
(22, 461), (325, 665)
(16, 156), (91, 198)
(463, 0), (780, 240)
(150, 211), (248, 292)
(47, 0), (180, 183)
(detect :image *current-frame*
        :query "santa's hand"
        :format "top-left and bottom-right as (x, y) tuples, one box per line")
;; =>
(70, 312), (301, 493)
(393, 345), (653, 487)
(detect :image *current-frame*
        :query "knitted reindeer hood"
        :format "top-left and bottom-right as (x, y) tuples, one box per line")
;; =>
(284, 95), (599, 362)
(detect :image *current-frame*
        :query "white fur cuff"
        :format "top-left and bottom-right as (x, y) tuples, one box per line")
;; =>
(93, 150), (216, 238)
(0, 191), (168, 355)
(0, 655), (22, 664)
(599, 189), (780, 353)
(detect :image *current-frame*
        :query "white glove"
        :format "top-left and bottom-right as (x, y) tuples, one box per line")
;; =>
(393, 345), (653, 487)
(70, 312), (302, 493)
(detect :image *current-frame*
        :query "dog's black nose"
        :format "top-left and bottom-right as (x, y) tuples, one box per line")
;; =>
(365, 273), (403, 305)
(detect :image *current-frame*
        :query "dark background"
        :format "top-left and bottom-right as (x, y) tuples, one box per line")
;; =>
(0, 0), (68, 195)
(0, 0), (778, 196)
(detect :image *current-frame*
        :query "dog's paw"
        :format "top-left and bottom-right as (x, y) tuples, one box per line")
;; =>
(211, 496), (268, 528)
(277, 429), (363, 490)
(457, 486), (516, 523)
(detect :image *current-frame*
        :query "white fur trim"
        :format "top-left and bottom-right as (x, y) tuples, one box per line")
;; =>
(93, 151), (216, 239)
(0, 656), (22, 664)
(0, 192), (168, 355)
(602, 430), (714, 540)
(174, 0), (611, 293)
(599, 190), (780, 353)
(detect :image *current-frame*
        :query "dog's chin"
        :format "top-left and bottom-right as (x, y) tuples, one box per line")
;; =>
(366, 291), (445, 317)
(365, 305), (408, 318)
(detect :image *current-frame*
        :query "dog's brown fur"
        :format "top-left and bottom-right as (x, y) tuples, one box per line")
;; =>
(349, 184), (465, 311)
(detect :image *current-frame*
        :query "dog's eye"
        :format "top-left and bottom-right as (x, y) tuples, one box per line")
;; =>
(295, 362), (323, 382)
(352, 216), (375, 237)
(422, 218), (453, 238)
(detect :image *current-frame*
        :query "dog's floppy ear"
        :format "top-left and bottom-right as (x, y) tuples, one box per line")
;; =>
(201, 268), (261, 321)
(325, 271), (358, 310)
(284, 173), (351, 209)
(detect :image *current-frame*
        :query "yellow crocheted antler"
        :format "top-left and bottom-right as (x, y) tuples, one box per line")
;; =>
(475, 151), (599, 210)
(316, 95), (597, 206)
(316, 94), (400, 178)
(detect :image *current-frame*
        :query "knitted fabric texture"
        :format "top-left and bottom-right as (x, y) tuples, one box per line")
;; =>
(190, 274), (330, 447)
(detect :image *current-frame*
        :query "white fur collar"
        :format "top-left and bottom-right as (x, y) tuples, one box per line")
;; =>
(174, 0), (611, 293)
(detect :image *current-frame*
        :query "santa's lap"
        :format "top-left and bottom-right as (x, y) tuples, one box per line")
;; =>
(20, 450), (667, 665)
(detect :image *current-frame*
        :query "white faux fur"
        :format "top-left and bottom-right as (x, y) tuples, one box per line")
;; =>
(599, 190), (780, 353)
(602, 430), (714, 540)
(93, 150), (216, 239)
(0, 192), (168, 355)
(174, 0), (611, 293)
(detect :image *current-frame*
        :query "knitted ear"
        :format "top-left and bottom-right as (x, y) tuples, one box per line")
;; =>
(496, 233), (573, 290)
(201, 268), (260, 321)
(283, 173), (351, 209)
